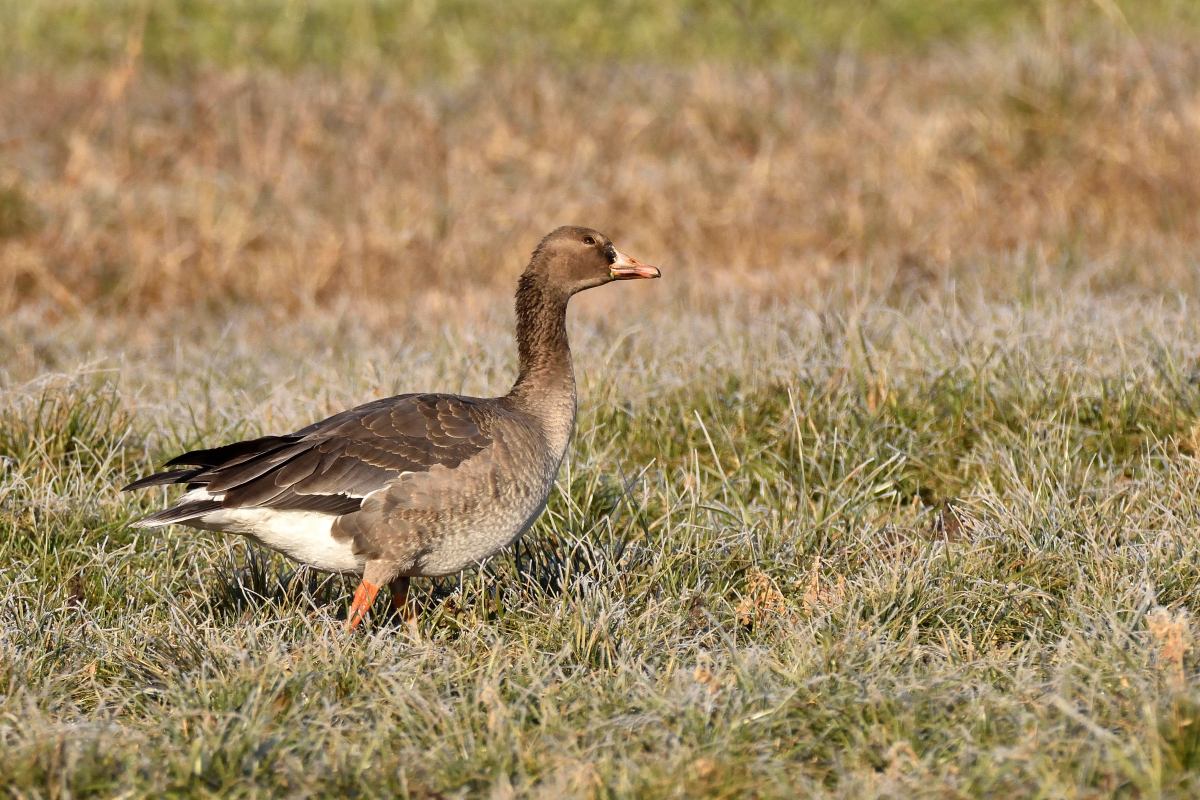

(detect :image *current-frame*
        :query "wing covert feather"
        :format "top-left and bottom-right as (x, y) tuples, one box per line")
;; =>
(176, 394), (496, 514)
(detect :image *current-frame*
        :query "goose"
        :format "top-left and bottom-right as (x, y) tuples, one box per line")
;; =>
(123, 226), (660, 629)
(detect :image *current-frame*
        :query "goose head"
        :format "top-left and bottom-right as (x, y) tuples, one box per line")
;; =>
(527, 226), (660, 296)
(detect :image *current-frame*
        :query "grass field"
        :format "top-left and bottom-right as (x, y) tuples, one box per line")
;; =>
(7, 296), (1200, 796)
(4, 1), (1200, 797)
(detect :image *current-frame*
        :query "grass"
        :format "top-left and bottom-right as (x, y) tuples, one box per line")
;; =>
(6, 0), (1198, 77)
(2, 5), (1200, 315)
(4, 1), (1200, 796)
(4, 295), (1200, 796)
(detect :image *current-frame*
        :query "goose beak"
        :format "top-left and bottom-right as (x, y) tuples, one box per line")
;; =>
(610, 250), (661, 280)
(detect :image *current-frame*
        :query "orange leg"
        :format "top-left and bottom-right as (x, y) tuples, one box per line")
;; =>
(390, 576), (410, 612)
(390, 576), (417, 628)
(346, 580), (381, 630)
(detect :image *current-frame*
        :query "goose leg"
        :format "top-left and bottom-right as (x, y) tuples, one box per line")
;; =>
(346, 561), (400, 631)
(390, 576), (411, 613)
(346, 580), (380, 630)
(390, 576), (417, 630)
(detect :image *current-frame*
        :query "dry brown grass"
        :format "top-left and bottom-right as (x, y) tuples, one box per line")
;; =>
(1149, 606), (1194, 690)
(2, 28), (1198, 318)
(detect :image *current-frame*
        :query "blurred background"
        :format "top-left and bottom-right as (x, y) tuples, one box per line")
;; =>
(2, 0), (1198, 322)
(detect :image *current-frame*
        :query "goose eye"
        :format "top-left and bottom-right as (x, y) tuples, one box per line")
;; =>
(582, 236), (596, 246)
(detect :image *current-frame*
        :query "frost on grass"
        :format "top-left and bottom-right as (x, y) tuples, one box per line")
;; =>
(5, 294), (1200, 796)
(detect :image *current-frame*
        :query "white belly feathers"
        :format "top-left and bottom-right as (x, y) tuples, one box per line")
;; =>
(179, 489), (365, 573)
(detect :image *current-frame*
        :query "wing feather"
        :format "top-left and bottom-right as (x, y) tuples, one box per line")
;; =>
(124, 393), (495, 521)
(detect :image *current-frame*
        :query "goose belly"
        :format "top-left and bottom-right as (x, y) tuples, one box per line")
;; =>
(410, 474), (556, 577)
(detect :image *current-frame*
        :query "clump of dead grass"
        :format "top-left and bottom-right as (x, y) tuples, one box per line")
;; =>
(1148, 606), (1194, 690)
(735, 568), (796, 629)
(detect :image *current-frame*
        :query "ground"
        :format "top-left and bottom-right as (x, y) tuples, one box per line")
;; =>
(3, 2), (1200, 797)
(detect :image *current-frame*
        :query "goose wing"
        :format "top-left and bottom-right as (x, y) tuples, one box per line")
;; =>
(124, 393), (495, 524)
